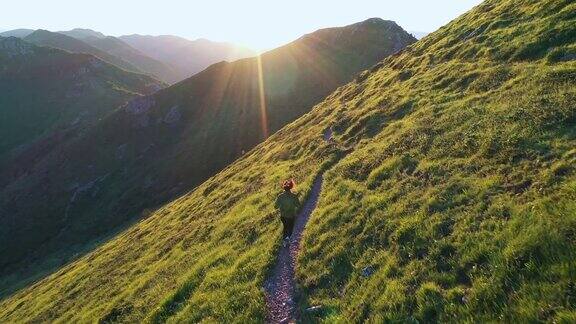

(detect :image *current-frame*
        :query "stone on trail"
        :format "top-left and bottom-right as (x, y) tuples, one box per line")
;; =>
(305, 305), (323, 314)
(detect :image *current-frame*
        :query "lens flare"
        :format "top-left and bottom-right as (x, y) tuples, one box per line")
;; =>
(256, 54), (269, 139)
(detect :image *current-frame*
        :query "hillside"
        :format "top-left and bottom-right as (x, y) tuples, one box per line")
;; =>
(23, 30), (143, 75)
(80, 36), (181, 84)
(120, 34), (256, 79)
(0, 19), (415, 297)
(0, 0), (574, 322)
(0, 36), (161, 164)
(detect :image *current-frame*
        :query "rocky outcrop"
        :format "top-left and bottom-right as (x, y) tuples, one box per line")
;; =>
(163, 106), (181, 124)
(0, 37), (34, 57)
(124, 95), (155, 128)
(125, 95), (155, 115)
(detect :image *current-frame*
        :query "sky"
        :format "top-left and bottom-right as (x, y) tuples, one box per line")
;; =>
(1, 0), (483, 51)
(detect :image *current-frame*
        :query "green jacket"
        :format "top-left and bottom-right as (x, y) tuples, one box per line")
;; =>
(275, 191), (300, 219)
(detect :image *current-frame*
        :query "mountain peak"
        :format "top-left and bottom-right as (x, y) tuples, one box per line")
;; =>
(27, 29), (51, 36)
(347, 17), (401, 30)
(293, 17), (415, 54)
(59, 28), (106, 40)
(360, 17), (395, 25)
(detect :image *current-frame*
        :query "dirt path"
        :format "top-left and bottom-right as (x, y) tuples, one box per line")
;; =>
(264, 174), (324, 323)
(264, 128), (336, 323)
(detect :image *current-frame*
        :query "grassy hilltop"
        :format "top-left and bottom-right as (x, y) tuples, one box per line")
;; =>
(1, 0), (575, 322)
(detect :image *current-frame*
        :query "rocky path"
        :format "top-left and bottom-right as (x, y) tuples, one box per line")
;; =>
(264, 174), (324, 323)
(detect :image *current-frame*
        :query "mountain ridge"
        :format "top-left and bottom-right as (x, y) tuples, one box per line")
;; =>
(4, 28), (246, 83)
(24, 29), (144, 75)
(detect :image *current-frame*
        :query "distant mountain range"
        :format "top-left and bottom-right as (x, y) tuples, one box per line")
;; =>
(0, 35), (161, 170)
(119, 34), (256, 79)
(23, 30), (143, 74)
(0, 18), (416, 296)
(0, 28), (256, 83)
(73, 34), (181, 83)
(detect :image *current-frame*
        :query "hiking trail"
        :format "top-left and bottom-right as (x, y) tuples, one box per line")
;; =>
(264, 129), (334, 323)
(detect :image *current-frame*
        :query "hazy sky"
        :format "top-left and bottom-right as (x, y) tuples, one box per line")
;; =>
(1, 0), (483, 51)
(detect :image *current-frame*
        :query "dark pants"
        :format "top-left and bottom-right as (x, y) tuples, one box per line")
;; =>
(281, 217), (295, 238)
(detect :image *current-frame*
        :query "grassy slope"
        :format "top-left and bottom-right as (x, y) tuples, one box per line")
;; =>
(0, 19), (415, 296)
(1, 0), (575, 322)
(297, 0), (576, 321)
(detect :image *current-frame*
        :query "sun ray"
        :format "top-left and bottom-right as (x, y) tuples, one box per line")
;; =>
(256, 54), (269, 139)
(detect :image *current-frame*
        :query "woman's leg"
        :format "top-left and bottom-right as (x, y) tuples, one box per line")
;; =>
(281, 217), (290, 238)
(286, 218), (295, 237)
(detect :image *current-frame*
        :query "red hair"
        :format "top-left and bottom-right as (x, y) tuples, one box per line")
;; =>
(282, 179), (295, 191)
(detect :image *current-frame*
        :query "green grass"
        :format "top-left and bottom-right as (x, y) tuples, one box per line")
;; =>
(0, 0), (575, 322)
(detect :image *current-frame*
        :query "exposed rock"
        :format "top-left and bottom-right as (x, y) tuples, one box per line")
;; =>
(163, 105), (181, 124)
(323, 128), (333, 141)
(146, 83), (162, 93)
(68, 116), (80, 127)
(0, 37), (34, 57)
(143, 176), (154, 190)
(88, 57), (103, 69)
(77, 66), (90, 76)
(361, 265), (375, 277)
(124, 95), (155, 115)
(123, 96), (155, 128)
(305, 305), (324, 314)
(66, 82), (86, 98)
(65, 174), (109, 220)
(116, 144), (128, 160)
(136, 115), (150, 128)
(560, 53), (576, 62)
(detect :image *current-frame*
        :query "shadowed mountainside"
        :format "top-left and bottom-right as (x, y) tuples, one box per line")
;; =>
(0, 36), (161, 166)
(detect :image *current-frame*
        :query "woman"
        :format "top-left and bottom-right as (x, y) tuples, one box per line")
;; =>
(275, 179), (300, 246)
